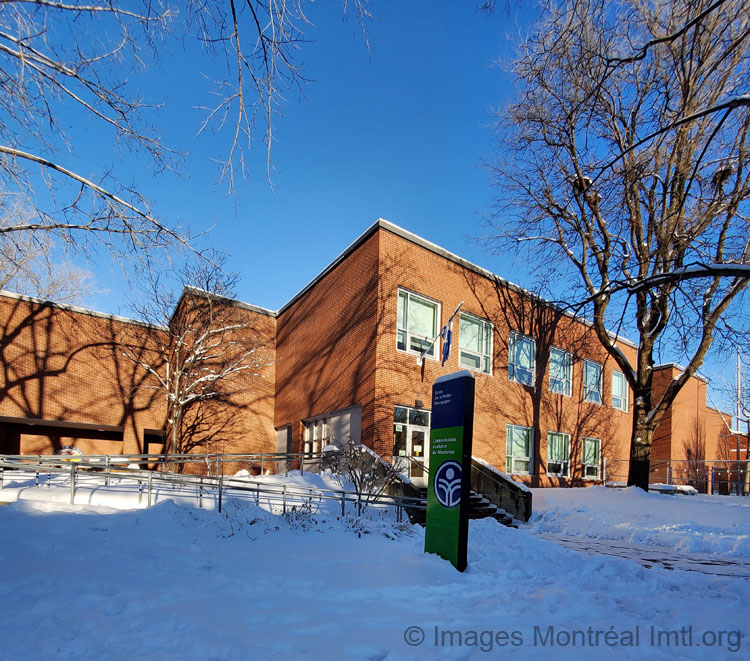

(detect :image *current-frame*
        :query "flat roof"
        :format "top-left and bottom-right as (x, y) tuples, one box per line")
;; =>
(0, 289), (166, 331)
(0, 220), (637, 348)
(278, 218), (637, 348)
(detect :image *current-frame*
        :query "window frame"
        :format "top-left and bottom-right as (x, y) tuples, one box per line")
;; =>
(548, 347), (572, 396)
(506, 424), (533, 475)
(458, 312), (493, 375)
(546, 431), (571, 478)
(612, 370), (628, 412)
(396, 288), (441, 360)
(583, 359), (603, 404)
(508, 331), (536, 386)
(582, 437), (602, 480)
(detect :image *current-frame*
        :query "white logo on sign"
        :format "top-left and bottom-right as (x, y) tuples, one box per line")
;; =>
(435, 461), (462, 508)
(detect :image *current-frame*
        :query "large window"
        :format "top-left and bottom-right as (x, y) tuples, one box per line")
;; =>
(508, 332), (535, 386)
(612, 370), (628, 411)
(459, 313), (493, 374)
(582, 437), (601, 479)
(506, 424), (533, 475)
(583, 359), (602, 403)
(549, 347), (572, 396)
(303, 418), (328, 455)
(547, 432), (571, 477)
(397, 289), (440, 359)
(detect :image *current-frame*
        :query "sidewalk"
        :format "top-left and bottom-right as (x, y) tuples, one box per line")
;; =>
(537, 533), (750, 579)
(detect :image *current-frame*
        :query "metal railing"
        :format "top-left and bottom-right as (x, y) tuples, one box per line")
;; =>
(605, 459), (750, 495)
(0, 450), (332, 476)
(0, 454), (426, 521)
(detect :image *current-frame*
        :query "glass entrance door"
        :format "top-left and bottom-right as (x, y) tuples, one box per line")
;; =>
(393, 406), (431, 487)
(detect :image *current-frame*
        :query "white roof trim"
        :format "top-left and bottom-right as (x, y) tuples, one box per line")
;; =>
(0, 289), (166, 331)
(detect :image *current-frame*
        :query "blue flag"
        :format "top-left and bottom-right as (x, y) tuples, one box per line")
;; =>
(440, 321), (452, 366)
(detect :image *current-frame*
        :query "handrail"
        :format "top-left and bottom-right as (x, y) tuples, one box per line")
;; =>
(0, 456), (426, 520)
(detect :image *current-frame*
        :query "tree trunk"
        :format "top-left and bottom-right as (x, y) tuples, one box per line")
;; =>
(627, 405), (654, 491)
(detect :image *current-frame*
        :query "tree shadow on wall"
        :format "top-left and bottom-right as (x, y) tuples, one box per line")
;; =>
(462, 269), (619, 486)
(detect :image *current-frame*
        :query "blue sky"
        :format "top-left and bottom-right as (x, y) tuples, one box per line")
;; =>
(47, 2), (743, 414)
(81, 2), (536, 315)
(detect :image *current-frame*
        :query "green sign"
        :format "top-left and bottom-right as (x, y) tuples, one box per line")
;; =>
(424, 371), (474, 571)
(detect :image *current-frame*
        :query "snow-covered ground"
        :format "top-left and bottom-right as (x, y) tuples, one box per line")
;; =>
(1, 474), (749, 659)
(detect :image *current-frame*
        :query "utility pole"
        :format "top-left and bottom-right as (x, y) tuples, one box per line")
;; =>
(737, 348), (750, 495)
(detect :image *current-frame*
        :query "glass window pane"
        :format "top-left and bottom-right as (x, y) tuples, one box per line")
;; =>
(393, 427), (406, 456)
(410, 335), (434, 355)
(397, 329), (406, 351)
(584, 438), (600, 465)
(460, 315), (481, 352)
(518, 337), (533, 369)
(410, 409), (429, 426)
(408, 296), (436, 337)
(394, 407), (408, 423)
(460, 351), (481, 370)
(397, 291), (407, 330)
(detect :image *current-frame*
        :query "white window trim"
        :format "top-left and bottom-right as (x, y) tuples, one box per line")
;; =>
(396, 288), (441, 361)
(508, 331), (536, 386)
(546, 431), (571, 478)
(548, 346), (572, 397)
(506, 424), (533, 475)
(582, 437), (602, 480)
(458, 312), (493, 375)
(612, 370), (628, 412)
(583, 359), (603, 404)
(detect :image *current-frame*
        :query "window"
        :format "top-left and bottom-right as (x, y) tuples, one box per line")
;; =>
(506, 424), (533, 474)
(546, 432), (570, 477)
(612, 370), (628, 411)
(303, 418), (328, 455)
(508, 332), (535, 385)
(459, 313), (493, 374)
(397, 289), (440, 358)
(583, 360), (602, 403)
(582, 437), (601, 479)
(549, 347), (572, 396)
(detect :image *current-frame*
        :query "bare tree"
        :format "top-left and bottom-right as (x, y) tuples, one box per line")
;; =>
(682, 417), (707, 491)
(328, 436), (401, 510)
(0, 195), (97, 304)
(490, 0), (750, 489)
(0, 1), (370, 269)
(123, 256), (270, 465)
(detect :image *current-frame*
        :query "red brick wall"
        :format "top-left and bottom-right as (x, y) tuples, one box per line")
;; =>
(373, 228), (636, 487)
(0, 292), (277, 462)
(0, 293), (166, 454)
(274, 232), (380, 452)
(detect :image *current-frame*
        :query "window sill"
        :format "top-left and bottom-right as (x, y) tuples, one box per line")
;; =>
(459, 362), (492, 376)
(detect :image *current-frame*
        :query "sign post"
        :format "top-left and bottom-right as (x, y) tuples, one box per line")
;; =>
(424, 370), (475, 572)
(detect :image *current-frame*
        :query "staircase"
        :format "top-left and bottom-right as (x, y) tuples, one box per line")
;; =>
(389, 456), (532, 528)
(402, 487), (518, 527)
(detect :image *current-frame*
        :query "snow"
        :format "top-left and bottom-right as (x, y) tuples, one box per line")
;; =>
(0, 476), (749, 659)
(528, 486), (750, 556)
(472, 456), (531, 493)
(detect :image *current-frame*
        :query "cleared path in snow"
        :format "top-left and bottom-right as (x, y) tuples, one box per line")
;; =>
(537, 533), (750, 579)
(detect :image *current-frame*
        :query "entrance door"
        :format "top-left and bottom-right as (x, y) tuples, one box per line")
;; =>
(393, 406), (431, 487)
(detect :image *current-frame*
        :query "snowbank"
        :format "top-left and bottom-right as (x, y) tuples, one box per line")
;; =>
(0, 483), (748, 658)
(528, 486), (750, 556)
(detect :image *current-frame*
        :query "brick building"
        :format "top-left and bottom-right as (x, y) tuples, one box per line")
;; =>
(0, 219), (738, 487)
